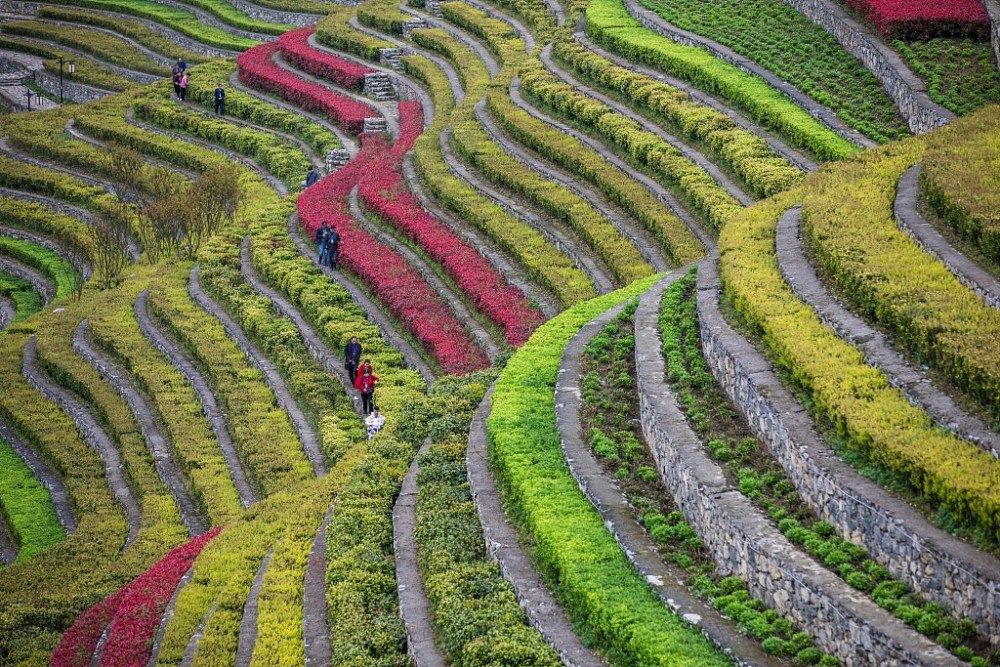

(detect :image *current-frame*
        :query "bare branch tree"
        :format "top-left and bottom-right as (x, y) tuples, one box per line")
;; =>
(89, 209), (132, 290)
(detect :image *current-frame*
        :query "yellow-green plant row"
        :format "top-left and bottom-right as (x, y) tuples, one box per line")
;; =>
(159, 0), (292, 36)
(520, 66), (742, 233)
(0, 237), (80, 300)
(357, 0), (411, 36)
(403, 53), (597, 307)
(0, 36), (135, 92)
(721, 185), (1000, 542)
(585, 0), (858, 162)
(1, 20), (169, 77)
(552, 39), (803, 198)
(316, 4), (394, 61)
(801, 109), (1000, 424)
(488, 273), (736, 666)
(919, 112), (1000, 271)
(0, 432), (65, 564)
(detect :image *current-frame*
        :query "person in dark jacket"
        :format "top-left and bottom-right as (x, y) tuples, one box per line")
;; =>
(355, 368), (379, 415)
(305, 165), (319, 189)
(344, 336), (362, 385)
(317, 221), (330, 266)
(214, 83), (226, 115)
(326, 226), (340, 269)
(176, 57), (187, 73)
(172, 66), (182, 98)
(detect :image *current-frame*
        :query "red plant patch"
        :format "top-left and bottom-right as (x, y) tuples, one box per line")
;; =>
(51, 528), (222, 667)
(298, 102), (490, 374)
(237, 41), (375, 135)
(278, 26), (372, 92)
(845, 0), (989, 39)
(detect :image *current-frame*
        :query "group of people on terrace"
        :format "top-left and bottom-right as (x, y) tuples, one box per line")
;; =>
(171, 57), (226, 115)
(345, 336), (384, 438)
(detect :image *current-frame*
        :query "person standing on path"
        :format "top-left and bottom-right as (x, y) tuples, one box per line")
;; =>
(172, 65), (182, 99)
(176, 57), (187, 73)
(317, 221), (330, 266)
(305, 165), (319, 189)
(344, 336), (362, 385)
(364, 407), (385, 439)
(178, 73), (189, 102)
(214, 83), (226, 115)
(326, 225), (340, 270)
(355, 368), (378, 415)
(355, 358), (373, 384)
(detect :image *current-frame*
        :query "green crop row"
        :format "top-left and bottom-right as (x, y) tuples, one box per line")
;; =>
(892, 38), (1000, 117)
(414, 371), (564, 666)
(315, 4), (394, 62)
(0, 271), (43, 326)
(488, 271), (735, 666)
(0, 433), (64, 563)
(634, 0), (908, 143)
(181, 60), (341, 155)
(1, 20), (169, 76)
(0, 197), (92, 270)
(552, 39), (803, 198)
(585, 0), (859, 161)
(84, 273), (246, 526)
(132, 97), (311, 188)
(160, 0), (291, 36)
(440, 1), (517, 44)
(356, 0), (410, 36)
(0, 237), (80, 300)
(520, 67), (742, 233)
(0, 35), (135, 92)
(919, 111), (1000, 272)
(44, 0), (258, 51)
(36, 6), (210, 65)
(486, 89), (703, 264)
(403, 53), (596, 307)
(721, 180), (1000, 543)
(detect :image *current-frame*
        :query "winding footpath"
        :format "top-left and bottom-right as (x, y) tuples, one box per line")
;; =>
(188, 265), (327, 477)
(22, 335), (141, 548)
(135, 289), (259, 508)
(303, 506), (334, 667)
(234, 550), (273, 667)
(777, 205), (1000, 459)
(466, 387), (607, 667)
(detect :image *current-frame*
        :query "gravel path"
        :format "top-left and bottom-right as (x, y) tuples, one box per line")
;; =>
(459, 0), (534, 53)
(508, 80), (714, 251)
(401, 154), (560, 318)
(0, 223), (92, 278)
(474, 98), (671, 272)
(135, 289), (258, 508)
(398, 3), (500, 78)
(0, 509), (16, 565)
(439, 125), (616, 294)
(73, 319), (207, 536)
(895, 164), (1000, 310)
(239, 236), (362, 412)
(286, 213), (436, 385)
(189, 264), (327, 477)
(0, 254), (54, 305)
(777, 205), (1000, 459)
(234, 550), (273, 667)
(348, 185), (502, 363)
(557, 271), (785, 667)
(0, 417), (76, 533)
(467, 387), (607, 667)
(124, 108), (289, 195)
(145, 566), (196, 667)
(540, 44), (753, 206)
(22, 335), (141, 548)
(303, 505), (334, 667)
(393, 438), (447, 667)
(573, 29), (817, 173)
(179, 601), (217, 667)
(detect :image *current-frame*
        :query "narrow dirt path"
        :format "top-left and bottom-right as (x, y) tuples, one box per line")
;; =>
(234, 550), (273, 667)
(145, 566), (196, 667)
(303, 505), (334, 667)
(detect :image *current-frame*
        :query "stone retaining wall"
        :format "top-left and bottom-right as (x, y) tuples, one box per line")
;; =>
(229, 0), (318, 27)
(773, 0), (953, 134)
(698, 254), (1000, 645)
(985, 0), (1000, 71)
(35, 71), (110, 103)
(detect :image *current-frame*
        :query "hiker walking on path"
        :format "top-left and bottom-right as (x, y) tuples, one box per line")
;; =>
(365, 407), (385, 439)
(326, 225), (340, 269)
(178, 73), (189, 102)
(344, 336), (362, 385)
(214, 83), (226, 115)
(355, 368), (379, 415)
(172, 66), (182, 99)
(305, 165), (319, 189)
(355, 358), (373, 384)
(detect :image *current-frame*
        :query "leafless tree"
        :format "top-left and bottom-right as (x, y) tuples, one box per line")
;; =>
(89, 210), (132, 290)
(178, 164), (244, 259)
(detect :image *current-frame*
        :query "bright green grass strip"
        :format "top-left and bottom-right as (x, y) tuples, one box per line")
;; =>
(892, 38), (1000, 117)
(0, 436), (64, 562)
(164, 0), (292, 35)
(44, 0), (259, 51)
(0, 238), (79, 300)
(585, 0), (859, 161)
(487, 272), (733, 667)
(0, 271), (42, 324)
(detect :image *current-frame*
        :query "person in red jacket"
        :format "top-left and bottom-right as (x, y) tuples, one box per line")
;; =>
(355, 368), (379, 415)
(354, 359), (374, 384)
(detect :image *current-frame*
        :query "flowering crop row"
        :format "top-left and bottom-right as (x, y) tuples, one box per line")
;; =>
(359, 104), (544, 346)
(237, 41), (375, 136)
(52, 528), (221, 667)
(298, 102), (490, 375)
(277, 26), (372, 92)
(844, 0), (989, 39)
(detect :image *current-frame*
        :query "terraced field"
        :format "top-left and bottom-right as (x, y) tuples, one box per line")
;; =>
(0, 0), (997, 664)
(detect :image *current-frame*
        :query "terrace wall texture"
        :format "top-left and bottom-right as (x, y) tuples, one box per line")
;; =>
(229, 0), (317, 27)
(697, 255), (1000, 646)
(985, 0), (1000, 73)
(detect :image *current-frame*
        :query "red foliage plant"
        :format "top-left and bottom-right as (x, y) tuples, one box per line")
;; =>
(845, 0), (989, 39)
(237, 41), (375, 134)
(51, 528), (222, 667)
(277, 26), (372, 92)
